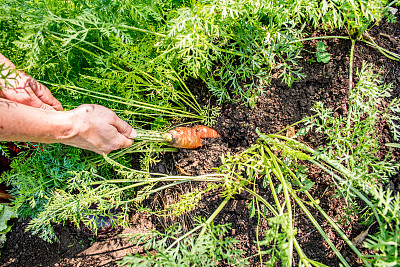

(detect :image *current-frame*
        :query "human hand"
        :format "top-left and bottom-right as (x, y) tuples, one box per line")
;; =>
(61, 104), (137, 154)
(0, 70), (63, 111)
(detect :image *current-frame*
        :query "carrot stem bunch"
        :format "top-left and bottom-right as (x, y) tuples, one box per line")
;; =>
(135, 126), (220, 149)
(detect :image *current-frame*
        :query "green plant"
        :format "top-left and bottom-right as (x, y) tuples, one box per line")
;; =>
(0, 144), (87, 219)
(0, 0), (382, 108)
(316, 41), (331, 63)
(302, 62), (400, 195)
(118, 219), (245, 266)
(25, 152), (227, 242)
(116, 62), (399, 265)
(0, 204), (17, 251)
(26, 168), (129, 241)
(364, 187), (400, 266)
(1, 1), (399, 266)
(339, 0), (388, 38)
(8, 60), (398, 266)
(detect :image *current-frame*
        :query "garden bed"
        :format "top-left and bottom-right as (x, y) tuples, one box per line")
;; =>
(0, 2), (399, 267)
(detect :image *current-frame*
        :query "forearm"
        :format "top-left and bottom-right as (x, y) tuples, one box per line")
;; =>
(0, 100), (134, 154)
(0, 99), (72, 143)
(0, 54), (134, 154)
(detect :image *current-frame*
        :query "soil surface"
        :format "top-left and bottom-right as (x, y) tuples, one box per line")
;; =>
(1, 14), (399, 267)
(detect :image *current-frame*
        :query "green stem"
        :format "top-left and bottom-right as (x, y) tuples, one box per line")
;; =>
(117, 24), (166, 38)
(216, 36), (350, 59)
(254, 182), (263, 266)
(122, 180), (189, 204)
(306, 193), (370, 266)
(158, 194), (231, 254)
(280, 160), (370, 266)
(387, 0), (399, 6)
(90, 173), (225, 186)
(275, 114), (319, 136)
(135, 129), (173, 143)
(259, 147), (282, 211)
(102, 143), (177, 164)
(216, 47), (249, 58)
(128, 65), (202, 114)
(361, 39), (400, 61)
(266, 147), (294, 265)
(46, 33), (203, 116)
(47, 31), (111, 55)
(265, 134), (382, 226)
(197, 196), (231, 240)
(164, 224), (203, 253)
(348, 39), (356, 92)
(166, 63), (202, 113)
(292, 238), (315, 267)
(288, 188), (351, 267)
(310, 159), (382, 227)
(245, 188), (278, 217)
(46, 83), (201, 118)
(101, 175), (224, 198)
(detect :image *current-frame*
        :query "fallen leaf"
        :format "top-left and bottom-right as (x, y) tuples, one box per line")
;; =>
(286, 125), (296, 138)
(352, 222), (376, 248)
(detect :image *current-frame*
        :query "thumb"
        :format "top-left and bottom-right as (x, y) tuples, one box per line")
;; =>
(28, 79), (63, 111)
(112, 117), (137, 139)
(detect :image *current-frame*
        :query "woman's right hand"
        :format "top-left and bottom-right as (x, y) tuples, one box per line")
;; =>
(61, 104), (137, 154)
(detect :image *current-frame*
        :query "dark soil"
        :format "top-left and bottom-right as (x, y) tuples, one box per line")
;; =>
(1, 14), (400, 267)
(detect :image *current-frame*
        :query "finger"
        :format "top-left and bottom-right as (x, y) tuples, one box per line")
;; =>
(50, 98), (63, 111)
(129, 128), (137, 139)
(28, 79), (63, 111)
(119, 135), (134, 149)
(39, 102), (56, 111)
(112, 116), (134, 139)
(106, 134), (134, 152)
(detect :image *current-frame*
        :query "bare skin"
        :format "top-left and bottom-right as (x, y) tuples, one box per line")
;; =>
(0, 53), (137, 154)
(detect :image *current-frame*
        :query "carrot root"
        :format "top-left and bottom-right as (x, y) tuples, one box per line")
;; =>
(168, 125), (220, 149)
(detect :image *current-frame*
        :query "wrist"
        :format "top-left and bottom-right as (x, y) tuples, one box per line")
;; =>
(55, 105), (94, 144)
(50, 110), (78, 142)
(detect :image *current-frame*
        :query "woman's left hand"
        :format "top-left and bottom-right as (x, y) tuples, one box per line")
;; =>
(0, 71), (63, 111)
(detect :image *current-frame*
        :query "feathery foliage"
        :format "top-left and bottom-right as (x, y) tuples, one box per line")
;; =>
(119, 219), (245, 267)
(303, 62), (400, 196)
(1, 0), (399, 265)
(0, 145), (87, 218)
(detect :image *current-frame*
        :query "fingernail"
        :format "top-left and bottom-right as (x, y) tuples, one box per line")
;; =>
(129, 129), (137, 139)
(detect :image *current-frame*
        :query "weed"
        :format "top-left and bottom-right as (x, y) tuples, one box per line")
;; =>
(316, 41), (331, 63)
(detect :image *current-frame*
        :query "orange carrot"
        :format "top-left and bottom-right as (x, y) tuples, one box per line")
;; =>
(168, 125), (221, 149)
(192, 125), (221, 139)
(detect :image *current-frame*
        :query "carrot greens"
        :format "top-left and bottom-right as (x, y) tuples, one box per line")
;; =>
(1, 0), (400, 266)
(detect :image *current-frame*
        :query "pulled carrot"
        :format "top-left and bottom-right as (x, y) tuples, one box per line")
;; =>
(167, 125), (221, 149)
